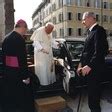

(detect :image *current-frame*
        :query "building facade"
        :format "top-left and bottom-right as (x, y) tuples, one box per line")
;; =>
(32, 0), (112, 38)
(0, 0), (14, 44)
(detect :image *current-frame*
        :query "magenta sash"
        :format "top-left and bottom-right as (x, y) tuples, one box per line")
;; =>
(5, 56), (19, 67)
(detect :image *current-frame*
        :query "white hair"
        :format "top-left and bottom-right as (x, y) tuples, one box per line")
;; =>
(45, 22), (54, 27)
(82, 12), (96, 20)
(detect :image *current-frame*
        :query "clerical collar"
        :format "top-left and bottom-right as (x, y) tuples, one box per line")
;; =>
(89, 23), (97, 31)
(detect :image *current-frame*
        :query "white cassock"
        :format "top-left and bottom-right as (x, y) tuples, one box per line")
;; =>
(30, 27), (57, 85)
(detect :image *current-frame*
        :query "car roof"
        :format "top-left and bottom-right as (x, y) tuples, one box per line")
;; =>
(55, 37), (85, 43)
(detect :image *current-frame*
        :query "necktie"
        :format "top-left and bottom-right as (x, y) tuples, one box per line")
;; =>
(87, 30), (90, 35)
(86, 29), (90, 37)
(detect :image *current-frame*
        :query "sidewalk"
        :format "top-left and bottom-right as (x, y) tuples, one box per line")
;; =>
(65, 87), (112, 112)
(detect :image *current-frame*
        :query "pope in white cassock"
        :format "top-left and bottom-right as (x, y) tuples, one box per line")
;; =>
(30, 22), (58, 85)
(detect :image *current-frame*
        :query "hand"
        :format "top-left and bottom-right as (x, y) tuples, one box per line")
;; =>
(77, 67), (82, 76)
(22, 78), (30, 85)
(81, 65), (91, 76)
(41, 49), (49, 54)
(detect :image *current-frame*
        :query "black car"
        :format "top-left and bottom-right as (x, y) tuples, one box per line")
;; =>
(55, 38), (112, 95)
(31, 37), (112, 98)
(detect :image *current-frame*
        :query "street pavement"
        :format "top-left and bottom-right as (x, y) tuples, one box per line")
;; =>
(0, 86), (112, 112)
(65, 86), (112, 112)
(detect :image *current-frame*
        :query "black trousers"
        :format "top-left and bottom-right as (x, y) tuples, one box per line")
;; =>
(87, 70), (101, 112)
(2, 76), (35, 112)
(0, 77), (4, 112)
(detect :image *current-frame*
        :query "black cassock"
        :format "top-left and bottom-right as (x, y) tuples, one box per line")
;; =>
(2, 31), (35, 112)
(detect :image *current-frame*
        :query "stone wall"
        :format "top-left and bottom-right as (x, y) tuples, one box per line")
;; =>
(0, 0), (14, 45)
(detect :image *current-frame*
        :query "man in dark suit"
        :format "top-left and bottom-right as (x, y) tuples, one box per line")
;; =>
(77, 12), (108, 112)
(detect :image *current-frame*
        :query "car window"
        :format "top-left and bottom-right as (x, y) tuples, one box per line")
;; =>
(66, 41), (84, 60)
(25, 43), (34, 56)
(53, 48), (61, 57)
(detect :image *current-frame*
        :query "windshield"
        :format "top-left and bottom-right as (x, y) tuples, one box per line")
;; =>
(66, 41), (84, 60)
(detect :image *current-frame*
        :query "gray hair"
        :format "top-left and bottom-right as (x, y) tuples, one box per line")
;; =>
(82, 12), (96, 20)
(45, 22), (54, 27)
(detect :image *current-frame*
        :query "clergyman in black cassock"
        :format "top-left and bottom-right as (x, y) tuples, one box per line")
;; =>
(2, 19), (35, 112)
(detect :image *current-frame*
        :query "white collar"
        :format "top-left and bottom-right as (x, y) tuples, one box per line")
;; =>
(89, 23), (97, 31)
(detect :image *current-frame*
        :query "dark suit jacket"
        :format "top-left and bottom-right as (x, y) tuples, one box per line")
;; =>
(80, 24), (109, 70)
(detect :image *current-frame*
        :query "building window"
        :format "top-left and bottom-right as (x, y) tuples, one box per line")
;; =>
(96, 14), (100, 21)
(78, 28), (82, 36)
(68, 12), (73, 20)
(103, 15), (108, 22)
(85, 0), (90, 7)
(40, 15), (42, 20)
(53, 17), (56, 24)
(42, 12), (45, 19)
(103, 2), (108, 9)
(60, 28), (64, 37)
(94, 0), (100, 8)
(110, 16), (112, 23)
(33, 17), (39, 26)
(77, 13), (82, 21)
(75, 0), (82, 6)
(67, 28), (73, 36)
(47, 0), (50, 3)
(67, 0), (73, 5)
(63, 0), (73, 5)
(49, 6), (52, 14)
(110, 3), (112, 9)
(52, 3), (56, 11)
(58, 0), (63, 8)
(52, 31), (57, 38)
(63, 0), (67, 5)
(110, 30), (112, 36)
(33, 20), (36, 26)
(49, 19), (51, 22)
(46, 9), (49, 16)
(59, 13), (63, 22)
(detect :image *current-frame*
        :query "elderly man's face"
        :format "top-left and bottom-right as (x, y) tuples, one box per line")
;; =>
(82, 16), (91, 28)
(81, 13), (95, 29)
(45, 25), (54, 34)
